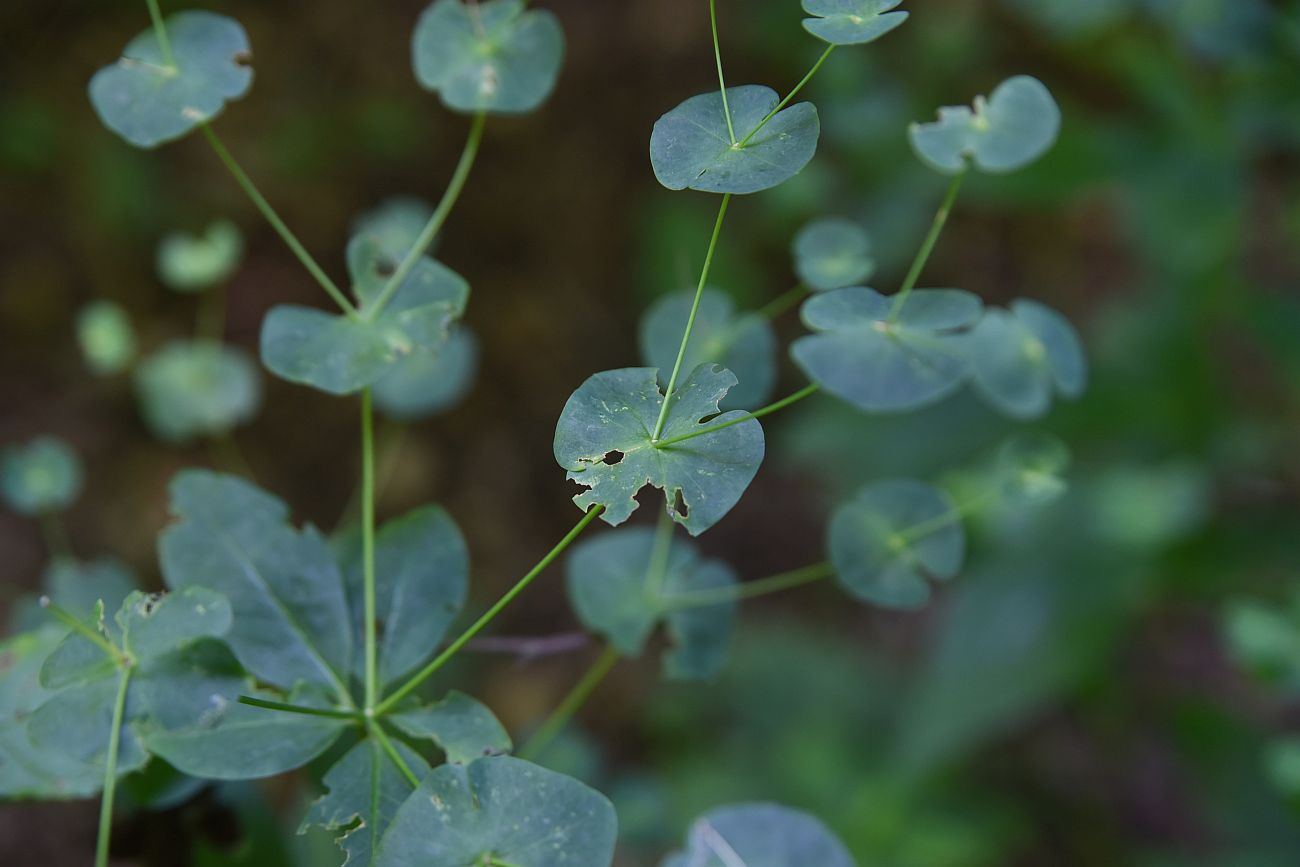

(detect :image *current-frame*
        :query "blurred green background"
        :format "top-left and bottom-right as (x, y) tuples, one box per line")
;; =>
(3, 0), (1300, 864)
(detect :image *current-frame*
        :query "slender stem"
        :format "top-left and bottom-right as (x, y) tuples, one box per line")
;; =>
(361, 389), (379, 714)
(40, 598), (126, 665)
(518, 644), (621, 761)
(369, 722), (421, 787)
(654, 383), (819, 449)
(888, 171), (966, 322)
(709, 0), (736, 143)
(757, 283), (808, 320)
(364, 112), (488, 320)
(95, 666), (133, 867)
(642, 507), (675, 602)
(375, 506), (606, 715)
(144, 0), (176, 69)
(336, 420), (404, 529)
(650, 194), (732, 442)
(898, 490), (996, 543)
(199, 123), (357, 317)
(662, 562), (834, 610)
(736, 44), (835, 148)
(237, 695), (363, 721)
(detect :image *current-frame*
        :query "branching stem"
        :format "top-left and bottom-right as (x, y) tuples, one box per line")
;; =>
(654, 383), (819, 449)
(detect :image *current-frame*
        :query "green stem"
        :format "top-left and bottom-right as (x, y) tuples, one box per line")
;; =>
(369, 722), (421, 787)
(199, 123), (357, 317)
(144, 0), (176, 69)
(887, 171), (965, 322)
(709, 0), (736, 143)
(757, 283), (809, 320)
(95, 666), (133, 867)
(361, 389), (379, 713)
(375, 506), (606, 715)
(662, 562), (834, 610)
(237, 696), (364, 721)
(642, 507), (675, 602)
(898, 490), (995, 543)
(654, 383), (819, 449)
(650, 194), (732, 442)
(518, 644), (621, 762)
(736, 44), (835, 148)
(364, 112), (488, 320)
(41, 598), (126, 665)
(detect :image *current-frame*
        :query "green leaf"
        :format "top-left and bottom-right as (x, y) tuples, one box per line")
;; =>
(117, 587), (234, 661)
(157, 219), (243, 292)
(41, 601), (117, 690)
(390, 691), (512, 763)
(88, 11), (253, 149)
(76, 300), (137, 376)
(27, 674), (148, 774)
(42, 557), (139, 622)
(1, 436), (82, 516)
(965, 299), (1086, 420)
(1225, 598), (1300, 687)
(801, 0), (910, 46)
(134, 340), (262, 443)
(260, 239), (469, 396)
(791, 217), (875, 291)
(412, 0), (565, 115)
(791, 287), (981, 413)
(333, 506), (469, 687)
(650, 86), (820, 195)
(373, 326), (478, 420)
(159, 470), (354, 697)
(302, 739), (431, 867)
(995, 433), (1071, 506)
(663, 803), (855, 867)
(909, 75), (1061, 175)
(639, 289), (776, 411)
(351, 197), (436, 265)
(375, 756), (617, 867)
(553, 365), (765, 536)
(828, 479), (964, 609)
(566, 527), (737, 680)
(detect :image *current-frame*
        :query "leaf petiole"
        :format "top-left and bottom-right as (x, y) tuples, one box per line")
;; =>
(95, 666), (133, 867)
(661, 562), (834, 610)
(736, 44), (835, 149)
(887, 170), (966, 322)
(40, 597), (131, 667)
(709, 0), (736, 143)
(897, 489), (996, 543)
(237, 695), (364, 721)
(361, 388), (379, 713)
(653, 383), (819, 449)
(757, 282), (809, 321)
(143, 0), (176, 70)
(368, 721), (421, 787)
(517, 644), (621, 761)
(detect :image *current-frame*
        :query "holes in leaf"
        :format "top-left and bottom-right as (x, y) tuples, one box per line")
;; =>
(601, 450), (624, 466)
(670, 488), (689, 519)
(234, 51), (253, 68)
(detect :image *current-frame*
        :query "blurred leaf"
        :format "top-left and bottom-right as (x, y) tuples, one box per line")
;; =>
(391, 691), (512, 763)
(76, 300), (137, 376)
(791, 217), (876, 291)
(662, 802), (855, 867)
(373, 326), (478, 420)
(802, 0), (910, 47)
(909, 76), (1060, 174)
(965, 299), (1086, 420)
(134, 340), (262, 443)
(0, 436), (82, 516)
(157, 220), (243, 292)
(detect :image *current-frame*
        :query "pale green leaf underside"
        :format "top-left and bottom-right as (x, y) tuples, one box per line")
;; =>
(391, 691), (513, 763)
(553, 365), (765, 536)
(157, 219), (243, 292)
(828, 478), (964, 609)
(650, 86), (820, 195)
(791, 287), (981, 413)
(412, 0), (565, 115)
(134, 340), (262, 444)
(639, 289), (776, 411)
(909, 75), (1061, 175)
(801, 0), (910, 46)
(375, 756), (617, 867)
(791, 217), (875, 291)
(89, 11), (253, 149)
(965, 298), (1086, 420)
(662, 803), (856, 867)
(1, 436), (82, 517)
(566, 527), (737, 680)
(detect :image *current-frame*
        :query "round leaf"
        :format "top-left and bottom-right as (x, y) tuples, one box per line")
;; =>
(134, 340), (262, 443)
(156, 219), (243, 292)
(791, 217), (875, 291)
(639, 289), (776, 411)
(351, 196), (437, 264)
(412, 0), (565, 115)
(553, 365), (765, 536)
(374, 326), (479, 420)
(802, 0), (910, 46)
(1, 436), (82, 516)
(88, 11), (253, 149)
(566, 527), (737, 680)
(76, 301), (137, 376)
(650, 86), (820, 195)
(909, 76), (1061, 175)
(965, 298), (1086, 420)
(995, 433), (1071, 505)
(375, 756), (617, 867)
(663, 803), (856, 867)
(791, 286), (981, 413)
(828, 479), (965, 609)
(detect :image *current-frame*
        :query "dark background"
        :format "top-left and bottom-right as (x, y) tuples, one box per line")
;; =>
(3, 0), (1300, 864)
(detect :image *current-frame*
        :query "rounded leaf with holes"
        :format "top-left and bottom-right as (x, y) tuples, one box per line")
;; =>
(791, 217), (875, 291)
(412, 0), (565, 115)
(639, 289), (776, 411)
(909, 76), (1060, 175)
(89, 11), (253, 149)
(375, 756), (617, 867)
(134, 340), (262, 443)
(790, 286), (981, 413)
(828, 479), (965, 609)
(157, 220), (243, 292)
(553, 364), (765, 536)
(650, 86), (820, 195)
(802, 0), (910, 46)
(1, 437), (82, 516)
(965, 299), (1086, 419)
(662, 803), (856, 867)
